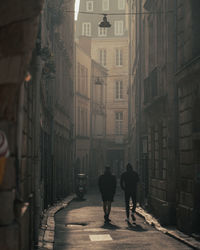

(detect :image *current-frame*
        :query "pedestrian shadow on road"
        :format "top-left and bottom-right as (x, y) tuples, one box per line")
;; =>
(101, 222), (121, 230)
(126, 221), (147, 232)
(72, 197), (87, 202)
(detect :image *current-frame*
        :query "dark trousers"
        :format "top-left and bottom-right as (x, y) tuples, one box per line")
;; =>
(125, 191), (137, 218)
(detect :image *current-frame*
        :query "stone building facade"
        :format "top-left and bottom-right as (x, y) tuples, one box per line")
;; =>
(176, 0), (200, 234)
(128, 0), (177, 225)
(76, 0), (129, 176)
(74, 37), (107, 186)
(74, 42), (91, 178)
(90, 59), (107, 185)
(128, 0), (200, 234)
(0, 0), (75, 249)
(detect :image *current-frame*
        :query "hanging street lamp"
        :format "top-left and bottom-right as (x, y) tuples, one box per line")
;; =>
(95, 77), (104, 85)
(99, 14), (111, 28)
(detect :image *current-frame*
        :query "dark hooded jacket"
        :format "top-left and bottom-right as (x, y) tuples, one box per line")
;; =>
(120, 169), (139, 192)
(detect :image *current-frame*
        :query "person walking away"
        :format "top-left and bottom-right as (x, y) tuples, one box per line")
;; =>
(120, 163), (139, 222)
(98, 166), (116, 223)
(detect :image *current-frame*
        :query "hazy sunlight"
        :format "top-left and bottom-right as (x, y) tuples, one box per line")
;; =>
(75, 0), (80, 20)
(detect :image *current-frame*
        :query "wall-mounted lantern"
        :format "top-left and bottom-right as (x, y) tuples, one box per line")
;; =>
(95, 77), (104, 85)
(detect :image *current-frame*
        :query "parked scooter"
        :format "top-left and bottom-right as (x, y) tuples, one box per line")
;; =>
(75, 174), (87, 199)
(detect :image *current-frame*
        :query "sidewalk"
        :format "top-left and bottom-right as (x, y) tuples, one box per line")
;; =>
(37, 193), (200, 250)
(136, 207), (200, 250)
(37, 194), (75, 250)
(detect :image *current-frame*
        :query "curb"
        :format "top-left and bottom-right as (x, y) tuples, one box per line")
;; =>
(136, 207), (200, 250)
(37, 194), (75, 250)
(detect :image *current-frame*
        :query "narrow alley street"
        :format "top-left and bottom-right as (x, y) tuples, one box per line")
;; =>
(54, 188), (192, 250)
(1, 1), (200, 249)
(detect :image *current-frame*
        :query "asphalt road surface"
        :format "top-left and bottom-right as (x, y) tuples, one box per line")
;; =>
(54, 189), (192, 250)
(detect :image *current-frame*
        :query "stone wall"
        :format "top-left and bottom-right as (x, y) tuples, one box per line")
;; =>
(176, 63), (200, 233)
(135, 0), (177, 225)
(127, 0), (200, 234)
(0, 0), (76, 248)
(176, 74), (200, 233)
(0, 1), (43, 249)
(176, 0), (200, 234)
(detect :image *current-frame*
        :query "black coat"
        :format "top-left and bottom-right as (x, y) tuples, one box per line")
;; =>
(98, 173), (116, 201)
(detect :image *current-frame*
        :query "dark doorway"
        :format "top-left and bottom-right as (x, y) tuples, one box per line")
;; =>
(106, 150), (124, 177)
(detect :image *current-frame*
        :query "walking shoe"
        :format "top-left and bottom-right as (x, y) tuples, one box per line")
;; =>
(131, 213), (136, 221)
(125, 218), (130, 222)
(104, 215), (111, 223)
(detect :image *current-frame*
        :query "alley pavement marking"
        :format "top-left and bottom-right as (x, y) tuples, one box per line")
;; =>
(89, 234), (113, 242)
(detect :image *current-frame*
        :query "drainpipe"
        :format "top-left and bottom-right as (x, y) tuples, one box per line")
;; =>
(74, 44), (77, 189)
(138, 0), (143, 202)
(89, 63), (93, 186)
(16, 83), (24, 196)
(104, 73), (107, 170)
(128, 0), (132, 163)
(174, 0), (180, 222)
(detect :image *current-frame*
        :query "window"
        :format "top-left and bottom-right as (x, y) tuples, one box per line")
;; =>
(115, 48), (123, 66)
(83, 67), (86, 95)
(81, 109), (84, 135)
(77, 63), (80, 92)
(114, 20), (124, 35)
(98, 27), (107, 37)
(115, 80), (123, 99)
(85, 68), (88, 96)
(78, 107), (81, 135)
(158, 122), (164, 179)
(118, 0), (125, 10)
(151, 126), (155, 177)
(99, 49), (106, 66)
(115, 112), (123, 135)
(102, 0), (109, 10)
(81, 65), (84, 94)
(82, 22), (91, 36)
(86, 1), (93, 11)
(86, 110), (88, 136)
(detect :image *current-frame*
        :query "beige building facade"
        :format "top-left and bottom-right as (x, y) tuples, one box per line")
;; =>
(74, 43), (91, 176)
(91, 38), (129, 176)
(90, 59), (107, 184)
(75, 37), (108, 184)
(76, 0), (129, 176)
(91, 38), (129, 136)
